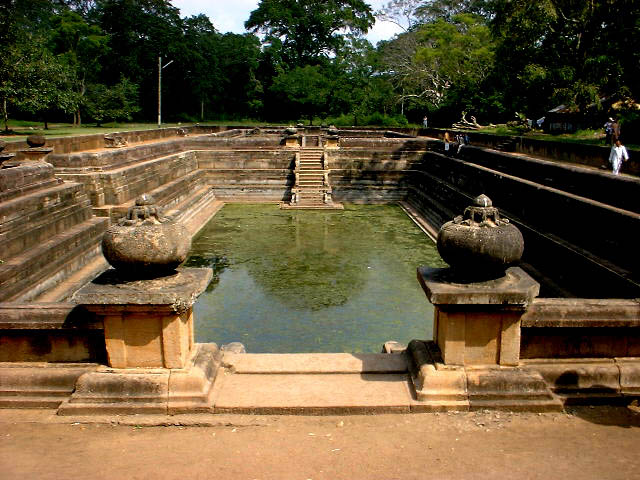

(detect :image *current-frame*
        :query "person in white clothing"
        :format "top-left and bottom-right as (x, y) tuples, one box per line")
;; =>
(608, 139), (629, 175)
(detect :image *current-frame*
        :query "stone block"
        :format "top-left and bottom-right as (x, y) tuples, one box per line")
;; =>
(73, 268), (211, 369)
(168, 343), (223, 414)
(521, 359), (622, 404)
(58, 344), (223, 415)
(465, 367), (562, 411)
(58, 369), (170, 415)
(0, 363), (98, 408)
(616, 358), (640, 395)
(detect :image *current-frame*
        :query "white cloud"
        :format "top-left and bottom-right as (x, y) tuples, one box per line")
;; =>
(170, 0), (403, 43)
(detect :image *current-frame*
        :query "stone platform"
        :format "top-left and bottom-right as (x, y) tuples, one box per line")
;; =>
(3, 349), (640, 415)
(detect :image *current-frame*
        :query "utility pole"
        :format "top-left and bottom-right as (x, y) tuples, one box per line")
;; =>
(157, 56), (174, 127)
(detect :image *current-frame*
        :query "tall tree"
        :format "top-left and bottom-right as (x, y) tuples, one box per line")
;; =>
(49, 9), (109, 125)
(245, 0), (375, 67)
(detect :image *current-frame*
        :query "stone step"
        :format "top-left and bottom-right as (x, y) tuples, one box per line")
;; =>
(94, 170), (205, 222)
(0, 217), (108, 302)
(1, 198), (93, 259)
(223, 353), (408, 374)
(214, 372), (413, 414)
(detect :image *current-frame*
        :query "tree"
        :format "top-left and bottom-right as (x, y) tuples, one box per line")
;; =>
(245, 0), (375, 66)
(8, 44), (79, 129)
(84, 76), (139, 125)
(49, 9), (109, 126)
(488, 0), (640, 117)
(270, 65), (331, 123)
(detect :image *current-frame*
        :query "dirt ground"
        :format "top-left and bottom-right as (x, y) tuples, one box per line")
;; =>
(1, 406), (639, 480)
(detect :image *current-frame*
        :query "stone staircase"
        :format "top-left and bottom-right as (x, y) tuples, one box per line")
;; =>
(285, 146), (342, 209)
(0, 162), (109, 302)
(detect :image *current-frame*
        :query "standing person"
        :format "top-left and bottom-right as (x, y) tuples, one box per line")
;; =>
(604, 117), (614, 145)
(608, 139), (629, 175)
(423, 115), (428, 128)
(611, 118), (621, 144)
(443, 131), (451, 152)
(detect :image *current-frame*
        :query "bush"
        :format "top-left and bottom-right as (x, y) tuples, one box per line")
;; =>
(324, 114), (355, 127)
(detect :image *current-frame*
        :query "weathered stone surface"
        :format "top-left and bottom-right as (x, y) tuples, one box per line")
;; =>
(0, 363), (98, 408)
(26, 135), (46, 148)
(72, 268), (210, 369)
(418, 266), (540, 307)
(465, 367), (562, 411)
(224, 353), (408, 374)
(522, 298), (640, 327)
(58, 343), (223, 415)
(101, 194), (191, 277)
(213, 373), (412, 414)
(616, 358), (640, 394)
(520, 298), (640, 359)
(72, 268), (211, 309)
(407, 341), (561, 411)
(521, 359), (623, 403)
(437, 195), (524, 279)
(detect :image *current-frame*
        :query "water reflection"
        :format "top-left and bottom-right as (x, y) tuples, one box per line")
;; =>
(187, 204), (446, 353)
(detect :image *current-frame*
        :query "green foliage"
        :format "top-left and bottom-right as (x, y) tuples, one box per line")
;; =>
(3, 0), (638, 129)
(270, 65), (331, 123)
(245, 0), (374, 66)
(84, 77), (140, 125)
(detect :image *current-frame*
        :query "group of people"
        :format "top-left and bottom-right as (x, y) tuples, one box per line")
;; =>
(604, 117), (629, 175)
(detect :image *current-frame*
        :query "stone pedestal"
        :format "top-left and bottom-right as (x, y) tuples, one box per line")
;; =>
(284, 135), (300, 148)
(17, 147), (53, 163)
(419, 266), (539, 366)
(325, 135), (340, 149)
(59, 267), (224, 414)
(409, 266), (562, 411)
(72, 268), (211, 369)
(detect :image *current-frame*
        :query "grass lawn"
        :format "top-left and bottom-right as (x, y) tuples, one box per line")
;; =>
(0, 119), (271, 143)
(2, 119), (636, 150)
(475, 125), (639, 150)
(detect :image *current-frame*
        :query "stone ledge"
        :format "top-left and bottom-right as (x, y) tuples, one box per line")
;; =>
(418, 266), (540, 307)
(72, 268), (212, 310)
(224, 353), (408, 374)
(0, 363), (99, 408)
(408, 341), (563, 412)
(522, 298), (640, 327)
(57, 343), (222, 416)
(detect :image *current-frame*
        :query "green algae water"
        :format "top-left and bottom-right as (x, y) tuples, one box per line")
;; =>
(185, 204), (446, 353)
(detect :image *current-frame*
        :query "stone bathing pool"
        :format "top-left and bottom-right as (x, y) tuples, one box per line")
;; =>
(185, 204), (446, 353)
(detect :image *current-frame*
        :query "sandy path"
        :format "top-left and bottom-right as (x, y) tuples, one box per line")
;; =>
(1, 406), (639, 480)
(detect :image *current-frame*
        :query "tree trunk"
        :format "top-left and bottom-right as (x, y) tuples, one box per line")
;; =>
(44, 118), (49, 130)
(2, 97), (8, 133)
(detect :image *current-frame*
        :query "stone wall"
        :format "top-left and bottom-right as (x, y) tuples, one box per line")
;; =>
(406, 151), (640, 298)
(0, 163), (108, 302)
(431, 129), (640, 176)
(520, 298), (640, 358)
(0, 304), (105, 362)
(3, 125), (220, 154)
(458, 146), (640, 213)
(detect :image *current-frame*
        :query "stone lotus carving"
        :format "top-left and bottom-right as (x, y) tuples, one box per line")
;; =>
(101, 194), (191, 278)
(437, 194), (524, 279)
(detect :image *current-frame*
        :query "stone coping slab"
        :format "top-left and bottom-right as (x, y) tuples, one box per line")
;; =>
(72, 267), (212, 312)
(213, 372), (413, 414)
(418, 266), (539, 306)
(223, 353), (408, 374)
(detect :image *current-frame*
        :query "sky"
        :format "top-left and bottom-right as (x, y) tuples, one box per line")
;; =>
(170, 0), (404, 45)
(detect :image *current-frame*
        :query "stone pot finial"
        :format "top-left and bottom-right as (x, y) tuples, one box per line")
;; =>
(101, 194), (191, 278)
(26, 135), (46, 148)
(436, 194), (524, 280)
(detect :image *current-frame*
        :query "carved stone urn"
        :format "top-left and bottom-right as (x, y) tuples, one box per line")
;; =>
(102, 194), (191, 278)
(436, 194), (524, 280)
